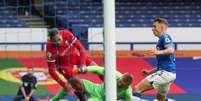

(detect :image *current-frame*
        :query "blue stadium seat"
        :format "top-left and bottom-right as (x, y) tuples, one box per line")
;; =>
(43, 0), (201, 35)
(0, 7), (24, 27)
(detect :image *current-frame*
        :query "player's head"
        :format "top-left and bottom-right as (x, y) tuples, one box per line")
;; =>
(68, 76), (84, 91)
(27, 67), (34, 76)
(48, 28), (62, 45)
(117, 72), (133, 88)
(152, 17), (168, 37)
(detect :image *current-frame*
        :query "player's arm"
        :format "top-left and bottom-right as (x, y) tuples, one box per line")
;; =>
(151, 35), (175, 55)
(20, 86), (27, 98)
(153, 45), (175, 55)
(164, 45), (175, 54)
(46, 44), (67, 89)
(26, 89), (35, 100)
(72, 39), (86, 67)
(28, 77), (37, 97)
(20, 76), (27, 98)
(150, 45), (174, 55)
(163, 35), (175, 54)
(85, 66), (122, 78)
(85, 66), (104, 76)
(73, 65), (121, 80)
(66, 30), (86, 67)
(20, 85), (30, 101)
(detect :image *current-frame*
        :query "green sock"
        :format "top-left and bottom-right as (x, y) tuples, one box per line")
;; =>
(52, 88), (67, 101)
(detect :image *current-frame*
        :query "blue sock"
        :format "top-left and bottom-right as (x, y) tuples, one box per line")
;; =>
(133, 92), (142, 98)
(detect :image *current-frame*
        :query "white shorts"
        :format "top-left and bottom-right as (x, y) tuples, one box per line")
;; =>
(146, 70), (176, 96)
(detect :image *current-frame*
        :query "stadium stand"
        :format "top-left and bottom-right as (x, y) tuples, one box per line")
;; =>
(0, 7), (25, 27)
(40, 0), (201, 35)
(0, 0), (201, 33)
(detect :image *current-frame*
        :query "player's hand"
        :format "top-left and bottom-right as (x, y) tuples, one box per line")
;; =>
(72, 65), (86, 75)
(148, 48), (157, 55)
(72, 65), (79, 75)
(78, 65), (86, 73)
(25, 96), (30, 101)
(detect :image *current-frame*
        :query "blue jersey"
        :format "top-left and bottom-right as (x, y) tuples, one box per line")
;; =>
(156, 33), (176, 73)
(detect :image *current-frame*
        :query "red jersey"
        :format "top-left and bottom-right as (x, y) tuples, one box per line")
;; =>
(46, 29), (87, 88)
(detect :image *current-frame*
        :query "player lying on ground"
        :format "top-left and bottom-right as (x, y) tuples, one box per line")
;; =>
(70, 65), (133, 101)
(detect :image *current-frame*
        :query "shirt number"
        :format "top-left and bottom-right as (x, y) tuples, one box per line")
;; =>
(165, 38), (170, 43)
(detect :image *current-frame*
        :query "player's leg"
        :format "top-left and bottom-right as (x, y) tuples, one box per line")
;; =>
(133, 71), (165, 98)
(156, 84), (169, 101)
(156, 81), (172, 101)
(149, 70), (175, 101)
(156, 94), (166, 101)
(132, 77), (154, 98)
(157, 95), (170, 101)
(133, 77), (154, 93)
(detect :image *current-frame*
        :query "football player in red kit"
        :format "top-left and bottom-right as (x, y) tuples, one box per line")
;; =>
(46, 28), (96, 101)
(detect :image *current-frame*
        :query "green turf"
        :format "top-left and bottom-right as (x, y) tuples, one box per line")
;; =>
(0, 79), (20, 95)
(0, 58), (50, 95)
(35, 85), (51, 95)
(0, 78), (50, 95)
(0, 58), (24, 94)
(0, 58), (23, 70)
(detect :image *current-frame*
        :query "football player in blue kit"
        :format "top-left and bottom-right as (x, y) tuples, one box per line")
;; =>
(132, 18), (176, 101)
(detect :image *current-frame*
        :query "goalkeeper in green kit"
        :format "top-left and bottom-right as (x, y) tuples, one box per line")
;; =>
(70, 65), (133, 101)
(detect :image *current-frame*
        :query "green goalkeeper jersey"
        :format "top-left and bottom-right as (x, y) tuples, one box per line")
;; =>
(82, 66), (132, 101)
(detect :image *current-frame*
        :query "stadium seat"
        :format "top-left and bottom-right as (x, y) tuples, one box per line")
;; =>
(41, 0), (201, 35)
